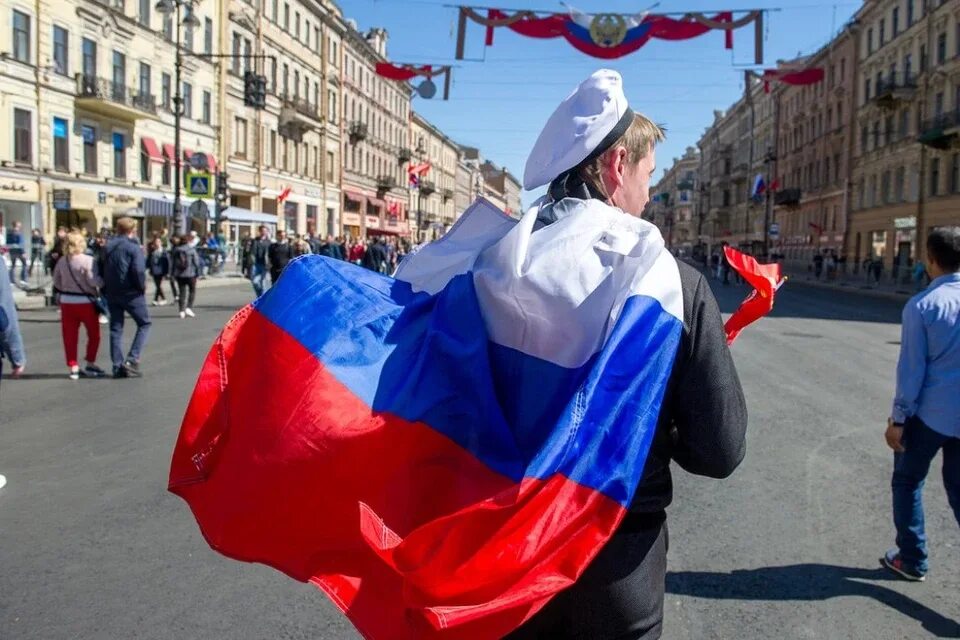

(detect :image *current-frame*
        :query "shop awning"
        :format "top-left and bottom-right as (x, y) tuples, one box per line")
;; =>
(368, 197), (386, 209)
(141, 137), (164, 164)
(343, 190), (367, 203)
(162, 144), (176, 161)
(221, 207), (278, 224)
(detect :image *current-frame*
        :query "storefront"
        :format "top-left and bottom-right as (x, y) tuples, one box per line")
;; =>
(342, 212), (362, 241)
(220, 206), (277, 242)
(0, 176), (42, 242)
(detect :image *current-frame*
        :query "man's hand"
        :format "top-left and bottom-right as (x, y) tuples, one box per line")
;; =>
(885, 418), (905, 453)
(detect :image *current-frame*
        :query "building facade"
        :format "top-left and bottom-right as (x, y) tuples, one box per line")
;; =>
(649, 146), (699, 253)
(409, 111), (457, 241)
(221, 0), (344, 241)
(341, 25), (411, 241)
(455, 145), (482, 216)
(773, 26), (858, 271)
(848, 0), (960, 277)
(479, 160), (521, 216)
(0, 0), (221, 242)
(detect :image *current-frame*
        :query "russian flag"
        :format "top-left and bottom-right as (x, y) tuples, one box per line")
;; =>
(169, 198), (684, 639)
(750, 174), (766, 200)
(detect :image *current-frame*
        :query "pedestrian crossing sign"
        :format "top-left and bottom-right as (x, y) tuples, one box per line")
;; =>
(186, 172), (211, 197)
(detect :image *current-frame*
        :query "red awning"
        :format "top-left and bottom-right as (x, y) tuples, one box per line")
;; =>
(162, 144), (176, 161)
(183, 149), (195, 162)
(141, 137), (164, 164)
(205, 153), (218, 173)
(368, 197), (386, 209)
(344, 190), (367, 204)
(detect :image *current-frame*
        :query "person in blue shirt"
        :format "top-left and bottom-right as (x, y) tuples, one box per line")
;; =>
(883, 226), (960, 582)
(5, 220), (27, 284)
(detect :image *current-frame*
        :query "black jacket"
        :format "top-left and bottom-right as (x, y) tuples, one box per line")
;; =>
(251, 237), (271, 267)
(101, 236), (146, 299)
(268, 241), (294, 274)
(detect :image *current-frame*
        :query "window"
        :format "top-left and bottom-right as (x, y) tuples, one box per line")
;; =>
(202, 91), (211, 124)
(232, 34), (241, 74)
(204, 18), (213, 54)
(313, 146), (319, 179)
(271, 0), (278, 22)
(314, 26), (320, 53)
(894, 166), (905, 201)
(282, 63), (289, 96)
(907, 0), (913, 26)
(920, 44), (927, 71)
(82, 125), (97, 174)
(904, 53), (912, 80)
(892, 6), (899, 35)
(182, 82), (192, 119)
(163, 13), (173, 40)
(951, 153), (959, 193)
(270, 130), (277, 167)
(930, 157), (940, 196)
(293, 69), (299, 98)
(879, 19), (885, 46)
(50, 26), (69, 76)
(161, 73), (171, 110)
(235, 117), (248, 158)
(327, 150), (335, 182)
(112, 51), (126, 98)
(900, 108), (910, 137)
(113, 131), (126, 179)
(12, 109), (31, 165)
(12, 10), (30, 63)
(935, 91), (944, 118)
(270, 58), (277, 93)
(860, 125), (868, 153)
(243, 38), (251, 73)
(864, 78), (871, 103)
(881, 170), (891, 203)
(295, 11), (300, 39)
(936, 32), (946, 65)
(139, 62), (151, 100)
(866, 28), (873, 55)
(82, 38), (96, 78)
(140, 145), (151, 182)
(139, 0), (150, 26)
(885, 114), (895, 143)
(283, 2), (289, 30)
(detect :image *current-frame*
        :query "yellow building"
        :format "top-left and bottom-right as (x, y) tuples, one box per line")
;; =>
(849, 0), (960, 277)
(220, 0), (343, 241)
(409, 111), (457, 242)
(0, 0), (220, 240)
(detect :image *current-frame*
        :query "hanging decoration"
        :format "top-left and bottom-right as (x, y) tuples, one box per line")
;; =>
(761, 68), (824, 93)
(454, 5), (764, 63)
(408, 161), (431, 188)
(375, 63), (453, 100)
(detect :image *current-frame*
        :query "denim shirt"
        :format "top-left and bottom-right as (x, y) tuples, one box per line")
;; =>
(892, 272), (960, 438)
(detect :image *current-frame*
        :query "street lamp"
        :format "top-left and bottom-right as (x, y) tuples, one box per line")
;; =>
(155, 0), (200, 236)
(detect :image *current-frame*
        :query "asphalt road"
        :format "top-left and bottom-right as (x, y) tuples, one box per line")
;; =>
(1, 275), (957, 640)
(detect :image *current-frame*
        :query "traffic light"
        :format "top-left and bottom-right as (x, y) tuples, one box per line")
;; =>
(243, 71), (267, 109)
(215, 171), (230, 205)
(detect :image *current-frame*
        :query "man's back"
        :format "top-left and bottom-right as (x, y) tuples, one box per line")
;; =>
(102, 236), (145, 298)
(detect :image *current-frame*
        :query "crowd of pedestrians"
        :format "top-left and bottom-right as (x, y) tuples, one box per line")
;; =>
(237, 226), (410, 297)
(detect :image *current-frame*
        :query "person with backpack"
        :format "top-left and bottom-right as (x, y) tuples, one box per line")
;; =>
(146, 237), (172, 306)
(52, 231), (107, 379)
(170, 233), (202, 319)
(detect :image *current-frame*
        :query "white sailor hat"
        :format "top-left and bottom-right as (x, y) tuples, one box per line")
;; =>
(523, 69), (633, 191)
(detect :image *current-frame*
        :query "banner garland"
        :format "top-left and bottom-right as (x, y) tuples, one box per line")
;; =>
(455, 6), (764, 63)
(375, 63), (453, 100)
(760, 68), (824, 93)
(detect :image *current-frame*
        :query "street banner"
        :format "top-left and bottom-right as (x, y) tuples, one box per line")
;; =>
(723, 246), (784, 345)
(169, 198), (684, 639)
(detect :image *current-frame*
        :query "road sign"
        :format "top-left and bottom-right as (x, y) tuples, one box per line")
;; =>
(769, 222), (780, 240)
(186, 172), (211, 197)
(189, 199), (209, 219)
(189, 152), (209, 171)
(52, 189), (71, 210)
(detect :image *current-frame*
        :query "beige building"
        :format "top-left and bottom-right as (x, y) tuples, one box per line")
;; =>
(773, 26), (858, 271)
(0, 0), (221, 242)
(341, 25), (411, 241)
(455, 145), (482, 216)
(220, 0), (343, 241)
(409, 111), (457, 241)
(648, 146), (699, 253)
(848, 0), (960, 278)
(479, 160), (521, 216)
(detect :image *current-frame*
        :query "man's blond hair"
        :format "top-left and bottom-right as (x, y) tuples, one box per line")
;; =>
(115, 216), (137, 235)
(578, 113), (665, 200)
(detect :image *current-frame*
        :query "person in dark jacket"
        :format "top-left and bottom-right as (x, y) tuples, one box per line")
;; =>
(268, 229), (293, 285)
(249, 225), (271, 297)
(506, 70), (746, 640)
(5, 220), (27, 284)
(170, 234), (202, 319)
(101, 217), (151, 378)
(46, 226), (67, 275)
(319, 234), (344, 260)
(361, 238), (387, 272)
(146, 237), (171, 306)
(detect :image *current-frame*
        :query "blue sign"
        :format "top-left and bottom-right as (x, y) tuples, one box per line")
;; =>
(53, 117), (68, 139)
(186, 173), (211, 197)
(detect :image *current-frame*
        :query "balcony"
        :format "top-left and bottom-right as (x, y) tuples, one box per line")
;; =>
(397, 147), (412, 164)
(348, 121), (368, 143)
(376, 175), (396, 192)
(75, 74), (158, 121)
(677, 179), (695, 191)
(873, 73), (918, 109)
(442, 188), (454, 202)
(419, 180), (436, 197)
(731, 163), (749, 181)
(774, 188), (802, 206)
(918, 111), (960, 149)
(280, 96), (321, 132)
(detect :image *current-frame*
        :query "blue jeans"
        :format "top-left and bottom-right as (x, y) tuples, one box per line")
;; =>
(107, 295), (152, 369)
(892, 418), (960, 574)
(250, 263), (267, 298)
(8, 250), (27, 282)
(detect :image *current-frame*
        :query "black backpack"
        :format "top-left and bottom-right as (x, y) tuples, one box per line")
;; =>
(176, 248), (189, 272)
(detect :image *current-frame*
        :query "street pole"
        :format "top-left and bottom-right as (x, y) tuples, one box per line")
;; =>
(417, 190), (423, 244)
(172, 1), (183, 236)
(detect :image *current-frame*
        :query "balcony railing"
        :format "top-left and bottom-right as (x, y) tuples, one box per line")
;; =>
(398, 147), (412, 163)
(774, 188), (802, 206)
(376, 175), (396, 191)
(419, 180), (436, 196)
(442, 188), (454, 201)
(349, 121), (368, 142)
(918, 110), (960, 149)
(873, 73), (918, 107)
(282, 96), (319, 119)
(75, 74), (157, 116)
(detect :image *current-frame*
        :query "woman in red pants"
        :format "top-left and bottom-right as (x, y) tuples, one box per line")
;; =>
(52, 231), (107, 380)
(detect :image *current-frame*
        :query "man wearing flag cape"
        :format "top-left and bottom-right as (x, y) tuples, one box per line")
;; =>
(169, 70), (747, 639)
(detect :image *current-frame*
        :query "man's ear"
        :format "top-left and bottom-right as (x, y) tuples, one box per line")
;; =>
(605, 146), (627, 190)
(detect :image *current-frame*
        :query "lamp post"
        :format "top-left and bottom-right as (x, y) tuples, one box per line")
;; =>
(155, 0), (200, 236)
(763, 148), (777, 261)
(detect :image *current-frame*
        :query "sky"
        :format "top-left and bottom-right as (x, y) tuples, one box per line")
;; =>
(337, 0), (862, 207)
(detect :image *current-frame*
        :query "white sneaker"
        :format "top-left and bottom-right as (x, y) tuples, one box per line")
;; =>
(98, 314), (109, 324)
(179, 311), (186, 319)
(150, 300), (158, 306)
(0, 474), (6, 490)
(69, 366), (80, 380)
(185, 308), (196, 318)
